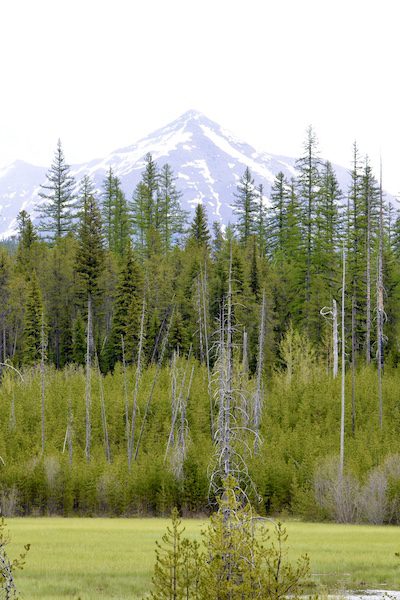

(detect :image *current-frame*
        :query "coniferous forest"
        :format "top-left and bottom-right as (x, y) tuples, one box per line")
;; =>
(2, 128), (400, 524)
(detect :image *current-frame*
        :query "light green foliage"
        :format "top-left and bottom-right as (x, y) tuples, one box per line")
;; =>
(0, 518), (30, 599)
(150, 477), (310, 600)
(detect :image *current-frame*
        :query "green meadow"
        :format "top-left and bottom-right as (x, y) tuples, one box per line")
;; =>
(7, 518), (400, 599)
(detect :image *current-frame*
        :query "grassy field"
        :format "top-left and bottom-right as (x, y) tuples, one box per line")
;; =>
(6, 517), (400, 599)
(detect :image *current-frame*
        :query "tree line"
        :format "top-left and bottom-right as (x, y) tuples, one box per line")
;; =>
(1, 128), (400, 521)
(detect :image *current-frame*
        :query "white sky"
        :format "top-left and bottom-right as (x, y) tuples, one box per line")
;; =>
(0, 0), (399, 194)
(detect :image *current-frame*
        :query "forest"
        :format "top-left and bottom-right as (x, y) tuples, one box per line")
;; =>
(1, 127), (400, 523)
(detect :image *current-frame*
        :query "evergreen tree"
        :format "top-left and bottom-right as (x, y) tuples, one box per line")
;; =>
(131, 153), (160, 255)
(269, 172), (290, 256)
(75, 195), (105, 300)
(37, 139), (76, 240)
(189, 204), (211, 248)
(23, 272), (45, 364)
(232, 167), (257, 244)
(107, 242), (143, 367)
(158, 163), (187, 252)
(296, 126), (322, 317)
(255, 183), (268, 256)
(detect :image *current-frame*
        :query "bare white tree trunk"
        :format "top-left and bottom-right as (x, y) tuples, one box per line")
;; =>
(201, 263), (214, 438)
(134, 306), (174, 462)
(128, 294), (146, 468)
(366, 170), (371, 364)
(351, 296), (356, 435)
(377, 160), (385, 429)
(85, 294), (92, 462)
(96, 355), (111, 463)
(254, 290), (266, 453)
(121, 335), (129, 450)
(40, 314), (46, 455)
(332, 299), (338, 378)
(340, 245), (346, 483)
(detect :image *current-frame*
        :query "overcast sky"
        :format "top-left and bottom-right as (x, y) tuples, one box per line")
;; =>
(1, 0), (399, 194)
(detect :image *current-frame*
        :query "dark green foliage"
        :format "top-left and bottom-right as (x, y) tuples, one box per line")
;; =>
(232, 167), (257, 244)
(37, 139), (76, 240)
(75, 195), (105, 300)
(23, 273), (45, 365)
(107, 242), (143, 368)
(189, 204), (211, 248)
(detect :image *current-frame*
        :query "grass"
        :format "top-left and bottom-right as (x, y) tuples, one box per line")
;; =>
(6, 517), (400, 599)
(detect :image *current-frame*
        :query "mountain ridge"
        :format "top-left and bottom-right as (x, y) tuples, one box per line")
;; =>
(0, 111), (356, 239)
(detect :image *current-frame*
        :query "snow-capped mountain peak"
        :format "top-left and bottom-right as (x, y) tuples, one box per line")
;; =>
(0, 110), (350, 239)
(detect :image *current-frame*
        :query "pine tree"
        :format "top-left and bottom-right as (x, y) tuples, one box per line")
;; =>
(131, 153), (160, 255)
(16, 210), (38, 272)
(269, 172), (290, 257)
(158, 163), (187, 252)
(107, 242), (143, 367)
(37, 139), (76, 240)
(75, 195), (105, 301)
(232, 167), (257, 244)
(296, 126), (322, 318)
(23, 273), (45, 365)
(255, 184), (268, 255)
(189, 204), (211, 248)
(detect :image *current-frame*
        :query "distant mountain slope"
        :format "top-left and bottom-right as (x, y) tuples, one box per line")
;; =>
(0, 110), (356, 239)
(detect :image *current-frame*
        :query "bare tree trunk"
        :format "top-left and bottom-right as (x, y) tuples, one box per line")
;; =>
(196, 276), (204, 362)
(377, 160), (385, 429)
(254, 290), (266, 453)
(242, 328), (248, 376)
(351, 296), (356, 435)
(40, 313), (46, 455)
(366, 177), (371, 364)
(96, 354), (111, 463)
(223, 245), (233, 479)
(332, 299), (338, 378)
(201, 263), (213, 438)
(121, 335), (129, 450)
(85, 294), (92, 462)
(340, 245), (346, 483)
(128, 294), (146, 468)
(134, 305), (174, 462)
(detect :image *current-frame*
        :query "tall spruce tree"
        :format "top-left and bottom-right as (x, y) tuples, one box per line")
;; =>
(75, 195), (105, 302)
(107, 242), (143, 368)
(23, 272), (45, 364)
(158, 163), (187, 251)
(296, 126), (322, 320)
(189, 204), (211, 248)
(37, 139), (76, 240)
(232, 167), (257, 244)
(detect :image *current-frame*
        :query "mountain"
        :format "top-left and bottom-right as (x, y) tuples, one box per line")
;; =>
(0, 110), (352, 239)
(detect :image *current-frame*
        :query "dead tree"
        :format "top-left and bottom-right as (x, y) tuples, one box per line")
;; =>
(96, 354), (111, 463)
(253, 290), (266, 453)
(133, 305), (174, 462)
(320, 298), (339, 378)
(339, 245), (346, 483)
(365, 160), (372, 365)
(377, 161), (385, 429)
(211, 244), (258, 498)
(128, 294), (146, 468)
(201, 263), (214, 438)
(40, 313), (46, 455)
(121, 335), (130, 450)
(84, 295), (93, 462)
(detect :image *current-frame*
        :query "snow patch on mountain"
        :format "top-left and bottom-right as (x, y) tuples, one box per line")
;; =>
(0, 109), (382, 239)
